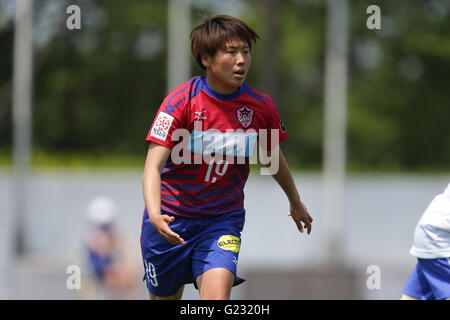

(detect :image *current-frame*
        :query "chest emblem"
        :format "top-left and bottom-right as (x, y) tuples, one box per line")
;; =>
(236, 105), (254, 129)
(194, 110), (207, 120)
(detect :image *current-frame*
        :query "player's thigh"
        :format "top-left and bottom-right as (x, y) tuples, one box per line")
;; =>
(196, 267), (234, 300)
(149, 285), (184, 300)
(142, 212), (197, 297)
(191, 211), (246, 294)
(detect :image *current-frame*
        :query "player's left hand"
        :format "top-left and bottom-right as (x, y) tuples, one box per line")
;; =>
(288, 200), (313, 235)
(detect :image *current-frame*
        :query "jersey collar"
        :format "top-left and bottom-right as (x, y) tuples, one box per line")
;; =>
(202, 76), (245, 101)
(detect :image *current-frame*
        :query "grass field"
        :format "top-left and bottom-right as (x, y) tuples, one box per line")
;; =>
(0, 150), (144, 169)
(0, 149), (449, 176)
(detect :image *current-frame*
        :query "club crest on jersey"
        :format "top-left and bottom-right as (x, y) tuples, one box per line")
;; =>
(236, 105), (254, 129)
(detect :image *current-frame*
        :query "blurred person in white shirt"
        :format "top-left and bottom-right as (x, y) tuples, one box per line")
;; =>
(402, 182), (450, 300)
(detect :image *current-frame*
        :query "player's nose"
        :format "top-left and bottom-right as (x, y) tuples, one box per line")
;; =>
(236, 51), (246, 66)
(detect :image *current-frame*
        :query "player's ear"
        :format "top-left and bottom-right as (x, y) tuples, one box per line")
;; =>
(201, 54), (212, 69)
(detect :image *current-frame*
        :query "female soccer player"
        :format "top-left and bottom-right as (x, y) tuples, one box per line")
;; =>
(140, 15), (313, 300)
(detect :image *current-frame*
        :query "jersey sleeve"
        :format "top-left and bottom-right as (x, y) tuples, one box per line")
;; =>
(145, 93), (187, 149)
(262, 97), (288, 151)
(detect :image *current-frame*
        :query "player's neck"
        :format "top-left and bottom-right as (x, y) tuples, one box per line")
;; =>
(205, 73), (240, 95)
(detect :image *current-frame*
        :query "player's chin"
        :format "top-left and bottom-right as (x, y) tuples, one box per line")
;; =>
(230, 75), (246, 86)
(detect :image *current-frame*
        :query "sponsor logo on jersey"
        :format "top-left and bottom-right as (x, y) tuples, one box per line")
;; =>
(151, 112), (174, 141)
(194, 110), (207, 120)
(188, 128), (258, 157)
(236, 105), (254, 129)
(217, 235), (240, 253)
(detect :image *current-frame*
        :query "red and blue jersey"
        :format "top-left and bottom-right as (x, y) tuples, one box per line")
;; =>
(146, 76), (287, 218)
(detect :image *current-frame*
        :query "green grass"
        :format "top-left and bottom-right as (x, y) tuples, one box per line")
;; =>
(0, 150), (449, 175)
(0, 150), (144, 170)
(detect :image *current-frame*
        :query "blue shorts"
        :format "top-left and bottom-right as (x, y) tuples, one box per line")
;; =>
(403, 257), (450, 300)
(140, 209), (246, 297)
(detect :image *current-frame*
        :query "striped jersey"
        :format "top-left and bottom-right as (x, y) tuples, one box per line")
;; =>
(145, 76), (287, 218)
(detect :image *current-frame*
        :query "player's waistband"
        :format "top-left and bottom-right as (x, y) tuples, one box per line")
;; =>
(144, 206), (245, 219)
(159, 199), (244, 218)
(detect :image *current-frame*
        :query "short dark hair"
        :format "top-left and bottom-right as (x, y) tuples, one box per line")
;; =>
(190, 15), (260, 70)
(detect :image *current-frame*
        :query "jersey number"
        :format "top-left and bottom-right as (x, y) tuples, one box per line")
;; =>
(205, 160), (229, 183)
(144, 260), (158, 287)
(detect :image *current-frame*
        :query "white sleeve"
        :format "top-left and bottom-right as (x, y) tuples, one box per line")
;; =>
(410, 182), (450, 259)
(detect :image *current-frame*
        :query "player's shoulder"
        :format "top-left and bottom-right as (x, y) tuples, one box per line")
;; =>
(160, 76), (204, 115)
(165, 76), (204, 102)
(242, 82), (277, 110)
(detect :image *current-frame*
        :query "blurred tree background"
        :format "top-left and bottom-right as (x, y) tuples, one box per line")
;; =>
(0, 0), (449, 171)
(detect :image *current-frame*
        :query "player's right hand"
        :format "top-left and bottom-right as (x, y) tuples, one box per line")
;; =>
(150, 214), (186, 245)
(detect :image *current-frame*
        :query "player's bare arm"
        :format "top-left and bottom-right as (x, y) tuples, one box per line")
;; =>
(142, 142), (185, 245)
(264, 147), (313, 234)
